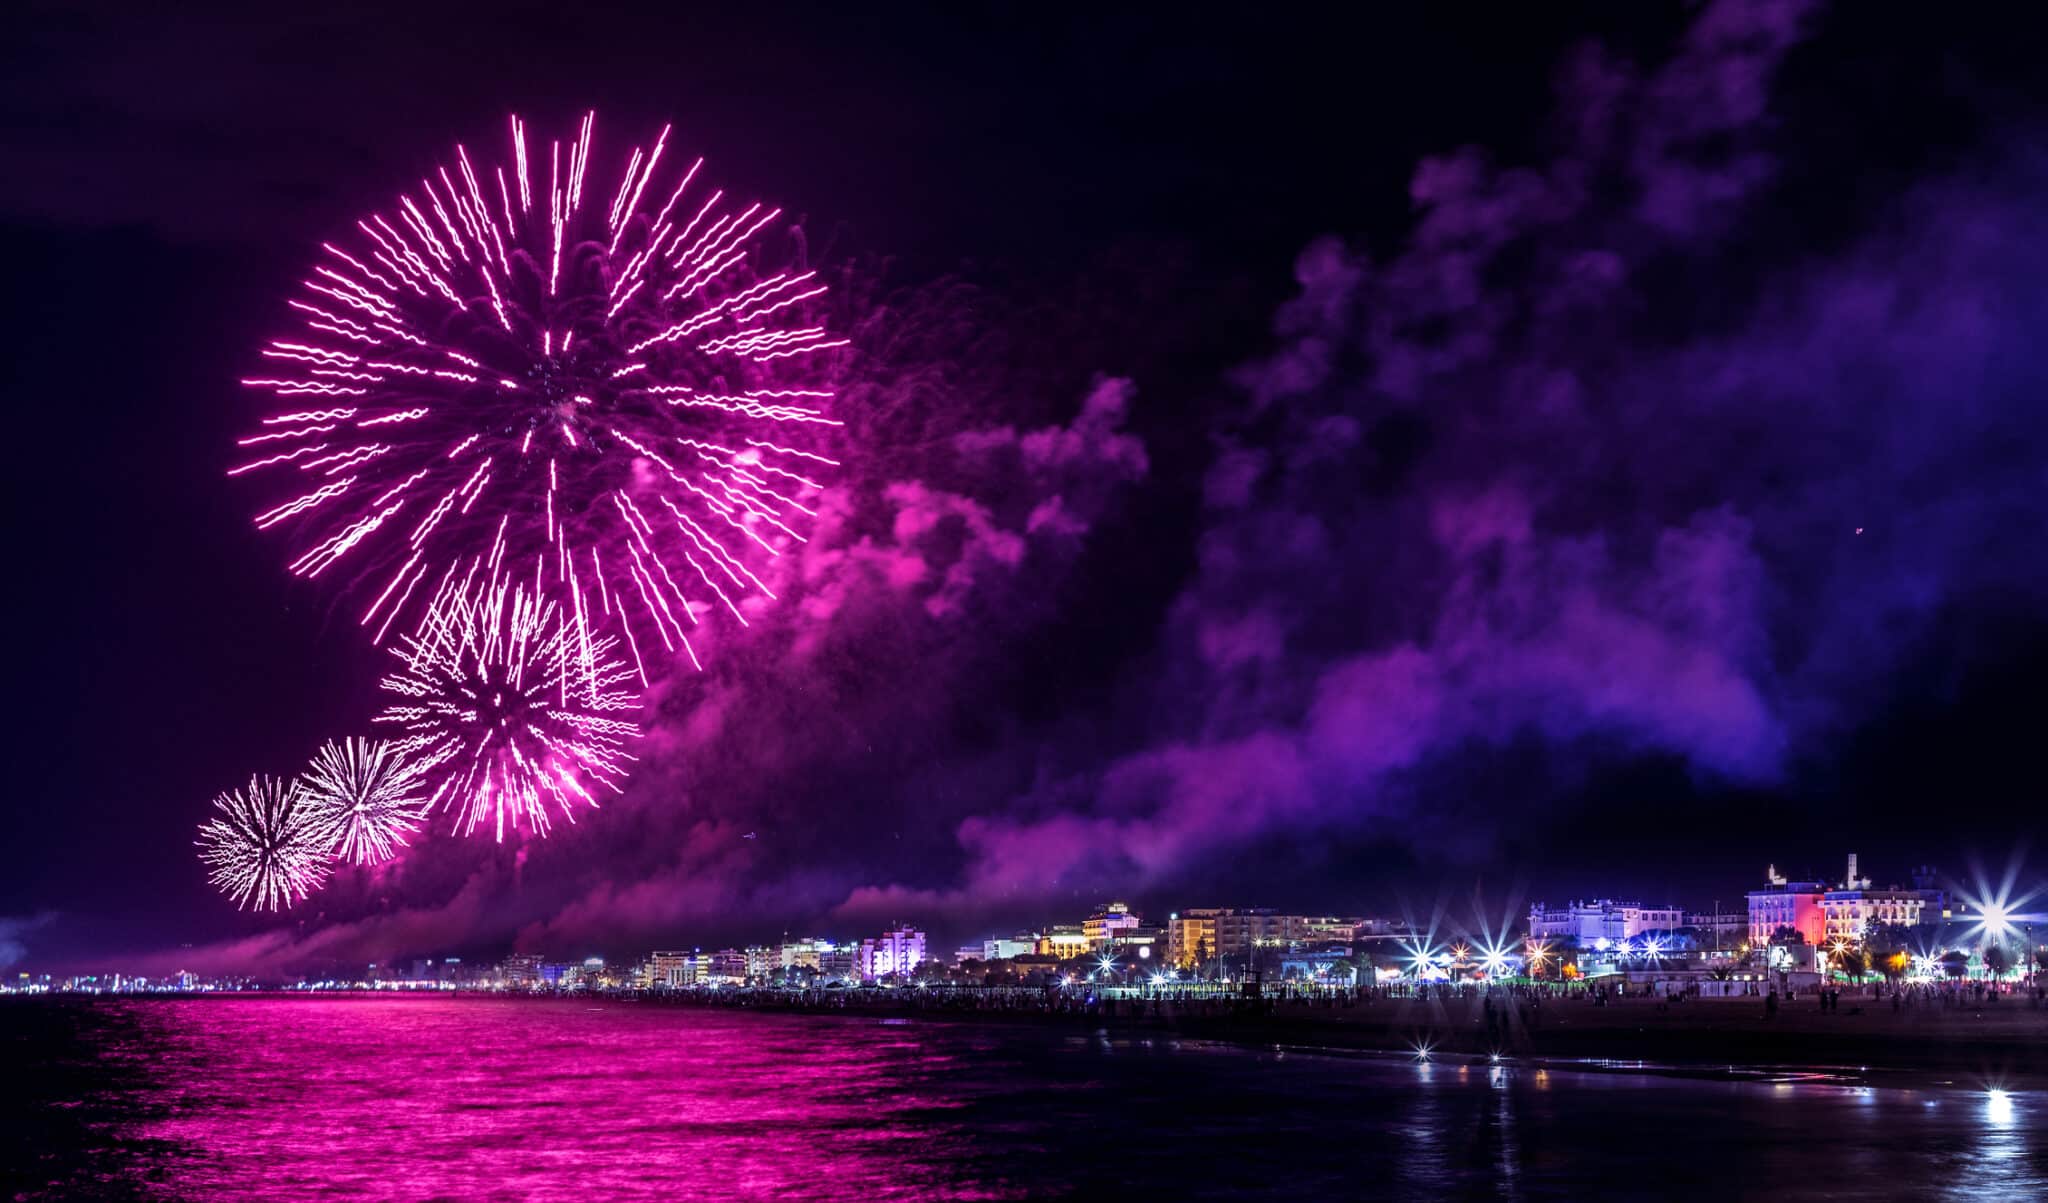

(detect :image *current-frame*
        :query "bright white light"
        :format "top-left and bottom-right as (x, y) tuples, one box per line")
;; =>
(1987, 1090), (2014, 1127)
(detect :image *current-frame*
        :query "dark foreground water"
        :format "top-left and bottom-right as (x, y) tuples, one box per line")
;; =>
(5, 997), (2042, 1201)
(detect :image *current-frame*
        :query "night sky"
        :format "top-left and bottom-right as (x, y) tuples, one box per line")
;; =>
(7, 0), (2048, 973)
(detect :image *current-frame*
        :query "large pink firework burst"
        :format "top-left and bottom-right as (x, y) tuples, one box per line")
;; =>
(195, 775), (331, 911)
(301, 737), (433, 866)
(236, 113), (844, 681)
(373, 559), (640, 842)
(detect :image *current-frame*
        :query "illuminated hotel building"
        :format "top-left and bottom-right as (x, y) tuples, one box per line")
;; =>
(1747, 866), (1827, 946)
(1749, 856), (1949, 947)
(1817, 857), (1948, 943)
(779, 938), (832, 974)
(1821, 889), (1933, 942)
(1525, 901), (1685, 943)
(648, 951), (692, 986)
(1083, 903), (1142, 948)
(818, 948), (857, 983)
(1037, 926), (1092, 962)
(1167, 911), (1219, 968)
(1165, 909), (1367, 965)
(982, 934), (1038, 962)
(857, 927), (927, 980)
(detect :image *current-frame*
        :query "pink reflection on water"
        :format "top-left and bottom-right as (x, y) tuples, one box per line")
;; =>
(128, 998), (1008, 1201)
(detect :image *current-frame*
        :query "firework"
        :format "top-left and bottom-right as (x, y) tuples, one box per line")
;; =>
(374, 560), (640, 841)
(236, 113), (844, 681)
(195, 775), (331, 911)
(302, 737), (433, 866)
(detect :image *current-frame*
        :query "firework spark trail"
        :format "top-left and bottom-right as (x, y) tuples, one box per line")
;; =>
(195, 775), (331, 911)
(237, 113), (845, 682)
(373, 562), (641, 842)
(301, 737), (434, 866)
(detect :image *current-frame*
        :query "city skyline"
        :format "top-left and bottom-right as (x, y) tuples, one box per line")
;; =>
(17, 849), (2041, 988)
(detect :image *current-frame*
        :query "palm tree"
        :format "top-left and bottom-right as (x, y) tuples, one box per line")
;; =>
(1828, 940), (1866, 983)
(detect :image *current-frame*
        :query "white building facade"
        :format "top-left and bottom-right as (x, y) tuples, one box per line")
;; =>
(1527, 900), (1685, 944)
(857, 927), (927, 980)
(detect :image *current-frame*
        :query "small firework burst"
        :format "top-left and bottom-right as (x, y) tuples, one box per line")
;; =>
(195, 775), (331, 911)
(302, 737), (433, 866)
(374, 562), (640, 841)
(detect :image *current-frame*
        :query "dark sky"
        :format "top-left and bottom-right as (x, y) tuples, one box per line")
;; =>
(5, 0), (2047, 972)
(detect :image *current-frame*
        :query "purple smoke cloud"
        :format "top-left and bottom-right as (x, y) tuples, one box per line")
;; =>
(834, 0), (2048, 915)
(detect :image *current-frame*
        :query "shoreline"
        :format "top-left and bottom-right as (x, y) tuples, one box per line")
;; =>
(722, 996), (2048, 1090)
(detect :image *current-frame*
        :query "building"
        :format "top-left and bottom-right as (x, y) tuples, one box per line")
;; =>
(648, 950), (692, 987)
(982, 934), (1038, 962)
(1163, 909), (1372, 963)
(744, 946), (776, 982)
(1108, 927), (1164, 959)
(857, 927), (927, 981)
(1214, 909), (1292, 956)
(1083, 902), (1142, 948)
(1036, 926), (1091, 962)
(1296, 916), (1368, 943)
(706, 949), (748, 984)
(818, 948), (857, 984)
(1819, 856), (1949, 943)
(499, 954), (543, 987)
(1747, 866), (1827, 946)
(779, 938), (832, 975)
(1683, 911), (1747, 952)
(560, 957), (608, 988)
(1526, 901), (1685, 944)
(1822, 889), (1934, 943)
(1166, 911), (1220, 968)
